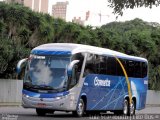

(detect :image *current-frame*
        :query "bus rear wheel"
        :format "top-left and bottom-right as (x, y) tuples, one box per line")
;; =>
(72, 98), (85, 117)
(123, 99), (129, 115)
(123, 99), (136, 116)
(130, 100), (136, 115)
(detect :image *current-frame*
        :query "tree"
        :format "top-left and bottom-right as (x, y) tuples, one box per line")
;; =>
(101, 18), (160, 90)
(1, 3), (160, 90)
(108, 0), (160, 16)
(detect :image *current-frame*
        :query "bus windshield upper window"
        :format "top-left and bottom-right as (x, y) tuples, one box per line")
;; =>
(24, 56), (70, 91)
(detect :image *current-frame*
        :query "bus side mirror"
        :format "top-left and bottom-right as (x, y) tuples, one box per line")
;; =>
(67, 60), (79, 77)
(16, 58), (28, 74)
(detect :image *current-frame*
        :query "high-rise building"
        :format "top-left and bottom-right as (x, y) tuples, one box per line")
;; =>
(52, 1), (69, 21)
(3, 0), (23, 4)
(23, 0), (48, 13)
(2, 0), (48, 13)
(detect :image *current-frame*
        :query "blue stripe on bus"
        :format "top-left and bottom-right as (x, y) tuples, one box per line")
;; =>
(22, 89), (69, 98)
(80, 74), (148, 110)
(31, 50), (71, 56)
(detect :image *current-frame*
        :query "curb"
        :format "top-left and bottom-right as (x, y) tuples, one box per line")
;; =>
(146, 104), (160, 107)
(0, 102), (21, 107)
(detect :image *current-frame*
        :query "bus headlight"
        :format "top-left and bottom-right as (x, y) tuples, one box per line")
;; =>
(55, 95), (68, 100)
(55, 97), (62, 100)
(23, 94), (30, 98)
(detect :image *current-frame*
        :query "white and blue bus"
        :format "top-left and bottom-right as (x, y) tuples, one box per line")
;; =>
(17, 43), (148, 117)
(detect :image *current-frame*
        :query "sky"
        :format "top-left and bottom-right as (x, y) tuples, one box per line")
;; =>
(48, 0), (160, 26)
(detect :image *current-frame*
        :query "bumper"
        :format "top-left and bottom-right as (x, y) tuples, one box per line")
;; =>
(22, 94), (77, 111)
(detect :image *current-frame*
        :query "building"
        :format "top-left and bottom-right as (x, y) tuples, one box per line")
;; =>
(2, 0), (48, 13)
(24, 0), (48, 13)
(52, 1), (68, 21)
(1, 0), (23, 3)
(5, 0), (23, 4)
(72, 17), (84, 26)
(2, 0), (69, 21)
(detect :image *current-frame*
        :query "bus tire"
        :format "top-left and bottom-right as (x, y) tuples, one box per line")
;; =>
(123, 99), (129, 115)
(129, 99), (136, 115)
(72, 98), (85, 117)
(36, 108), (46, 116)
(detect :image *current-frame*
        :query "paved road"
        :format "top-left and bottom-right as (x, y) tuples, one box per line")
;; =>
(0, 106), (160, 120)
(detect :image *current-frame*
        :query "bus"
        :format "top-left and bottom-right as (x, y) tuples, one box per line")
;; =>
(17, 43), (148, 117)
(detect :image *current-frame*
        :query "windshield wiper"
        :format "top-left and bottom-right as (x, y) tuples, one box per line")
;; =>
(24, 82), (32, 88)
(38, 85), (54, 90)
(33, 85), (60, 92)
(24, 82), (63, 92)
(24, 83), (51, 90)
(24, 83), (41, 90)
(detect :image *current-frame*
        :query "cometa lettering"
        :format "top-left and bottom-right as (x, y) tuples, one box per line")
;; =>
(94, 77), (111, 87)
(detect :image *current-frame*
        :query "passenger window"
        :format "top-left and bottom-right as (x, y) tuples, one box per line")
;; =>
(126, 60), (134, 77)
(84, 54), (96, 77)
(142, 62), (147, 78)
(134, 61), (141, 78)
(69, 53), (84, 88)
(107, 57), (117, 76)
(116, 58), (125, 76)
(99, 56), (107, 74)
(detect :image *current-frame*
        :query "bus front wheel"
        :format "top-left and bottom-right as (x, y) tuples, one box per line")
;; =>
(36, 109), (55, 116)
(72, 98), (85, 117)
(36, 108), (46, 116)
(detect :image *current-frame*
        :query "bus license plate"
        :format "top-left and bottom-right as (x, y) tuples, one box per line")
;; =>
(36, 103), (46, 108)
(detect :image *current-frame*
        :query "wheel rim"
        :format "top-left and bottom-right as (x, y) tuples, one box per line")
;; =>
(130, 101), (135, 115)
(123, 100), (128, 115)
(77, 100), (84, 116)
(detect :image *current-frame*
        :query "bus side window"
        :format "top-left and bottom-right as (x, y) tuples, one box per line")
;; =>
(142, 62), (147, 78)
(107, 57), (117, 76)
(84, 54), (95, 77)
(69, 53), (84, 87)
(99, 56), (107, 75)
(95, 55), (101, 74)
(70, 65), (79, 86)
(134, 61), (141, 78)
(126, 60), (134, 77)
(116, 58), (125, 76)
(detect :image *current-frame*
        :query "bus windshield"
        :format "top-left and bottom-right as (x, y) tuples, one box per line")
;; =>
(24, 55), (70, 92)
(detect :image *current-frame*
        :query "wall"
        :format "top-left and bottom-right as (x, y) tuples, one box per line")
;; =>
(146, 90), (160, 106)
(0, 79), (160, 106)
(0, 79), (23, 106)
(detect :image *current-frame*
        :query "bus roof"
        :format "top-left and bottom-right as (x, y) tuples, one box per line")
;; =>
(32, 43), (147, 62)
